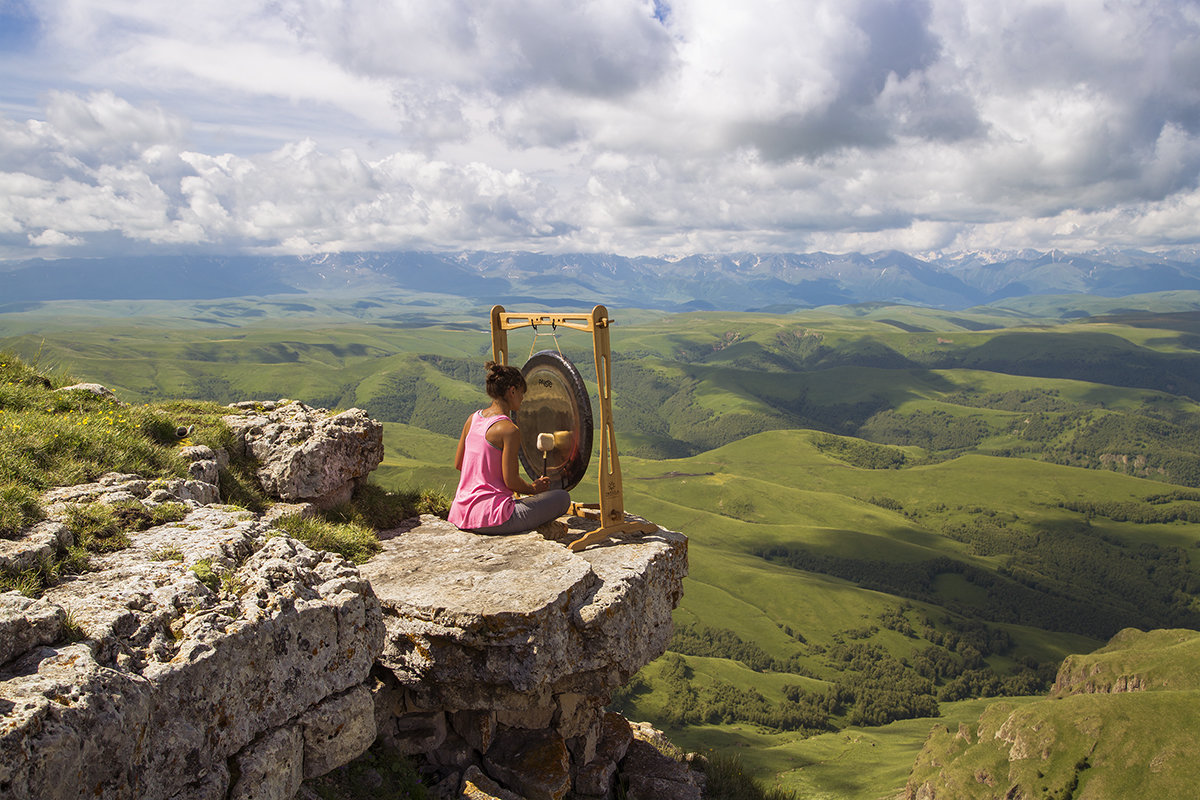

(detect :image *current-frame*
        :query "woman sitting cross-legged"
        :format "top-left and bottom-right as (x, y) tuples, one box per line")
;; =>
(449, 361), (571, 534)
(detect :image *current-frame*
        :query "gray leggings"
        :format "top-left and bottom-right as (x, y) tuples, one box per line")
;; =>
(469, 490), (572, 535)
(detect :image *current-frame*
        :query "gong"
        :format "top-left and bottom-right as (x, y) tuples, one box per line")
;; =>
(516, 350), (593, 491)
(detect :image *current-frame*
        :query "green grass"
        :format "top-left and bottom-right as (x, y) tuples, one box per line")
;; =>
(779, 696), (1043, 800)
(701, 752), (801, 800)
(61, 503), (133, 552)
(272, 514), (382, 564)
(0, 348), (455, 605)
(11, 303), (1200, 482)
(1, 496), (190, 597)
(609, 432), (1200, 796)
(0, 482), (40, 538)
(0, 352), (215, 593)
(190, 558), (221, 592)
(0, 542), (92, 597)
(1053, 627), (1200, 694)
(376, 422), (463, 496)
(318, 481), (451, 531)
(0, 351), (260, 532)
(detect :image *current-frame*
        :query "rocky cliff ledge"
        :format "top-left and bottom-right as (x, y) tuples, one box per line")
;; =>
(1, 501), (383, 800)
(0, 400), (690, 800)
(362, 517), (688, 800)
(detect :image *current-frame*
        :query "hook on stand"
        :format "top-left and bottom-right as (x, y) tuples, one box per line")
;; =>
(527, 320), (564, 360)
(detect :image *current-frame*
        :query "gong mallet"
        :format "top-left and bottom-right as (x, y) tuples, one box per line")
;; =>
(536, 431), (574, 479)
(537, 432), (555, 478)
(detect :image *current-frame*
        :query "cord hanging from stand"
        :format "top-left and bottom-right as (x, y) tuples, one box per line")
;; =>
(528, 321), (563, 359)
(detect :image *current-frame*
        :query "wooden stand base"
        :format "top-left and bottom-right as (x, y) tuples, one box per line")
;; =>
(565, 502), (658, 552)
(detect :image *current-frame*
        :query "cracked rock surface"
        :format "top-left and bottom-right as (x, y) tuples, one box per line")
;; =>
(223, 402), (383, 509)
(361, 515), (688, 800)
(0, 504), (384, 800)
(362, 516), (686, 711)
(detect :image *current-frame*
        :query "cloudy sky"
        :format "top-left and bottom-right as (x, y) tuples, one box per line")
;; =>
(0, 0), (1198, 260)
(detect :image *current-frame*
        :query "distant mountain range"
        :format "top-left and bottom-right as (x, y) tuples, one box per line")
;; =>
(4, 248), (1200, 311)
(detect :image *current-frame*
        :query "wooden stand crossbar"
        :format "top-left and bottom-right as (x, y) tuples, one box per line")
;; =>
(491, 304), (656, 551)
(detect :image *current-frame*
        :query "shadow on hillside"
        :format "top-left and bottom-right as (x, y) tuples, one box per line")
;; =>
(929, 332), (1200, 401)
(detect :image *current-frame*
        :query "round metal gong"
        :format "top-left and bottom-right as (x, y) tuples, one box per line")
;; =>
(517, 350), (593, 491)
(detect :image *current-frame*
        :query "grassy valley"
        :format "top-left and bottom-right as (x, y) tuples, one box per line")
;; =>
(6, 293), (1200, 797)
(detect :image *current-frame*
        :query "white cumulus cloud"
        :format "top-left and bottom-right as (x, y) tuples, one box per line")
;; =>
(0, 0), (1197, 259)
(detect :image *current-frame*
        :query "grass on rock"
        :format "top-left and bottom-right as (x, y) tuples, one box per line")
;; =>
(0, 483), (41, 539)
(273, 514), (382, 564)
(321, 482), (450, 530)
(58, 500), (191, 555)
(61, 503), (132, 553)
(0, 350), (448, 593)
(0, 546), (91, 597)
(0, 350), (249, 534)
(190, 558), (220, 592)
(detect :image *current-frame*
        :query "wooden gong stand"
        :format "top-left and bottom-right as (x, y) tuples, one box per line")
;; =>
(490, 304), (656, 551)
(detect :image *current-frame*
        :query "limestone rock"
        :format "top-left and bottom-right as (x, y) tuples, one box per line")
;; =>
(170, 763), (230, 800)
(40, 470), (219, 511)
(0, 591), (66, 668)
(0, 521), (72, 575)
(364, 515), (685, 800)
(183, 452), (220, 487)
(380, 710), (449, 756)
(628, 720), (678, 753)
(428, 729), (477, 769)
(363, 516), (687, 711)
(228, 400), (284, 412)
(224, 402), (384, 508)
(2, 504), (385, 799)
(462, 764), (526, 800)
(484, 726), (571, 800)
(263, 501), (318, 526)
(53, 382), (120, 402)
(427, 772), (465, 800)
(179, 478), (221, 505)
(453, 709), (499, 753)
(620, 739), (702, 800)
(179, 445), (217, 463)
(300, 685), (378, 778)
(574, 712), (633, 797)
(0, 643), (154, 800)
(228, 725), (304, 800)
(42, 472), (145, 505)
(2, 414), (686, 800)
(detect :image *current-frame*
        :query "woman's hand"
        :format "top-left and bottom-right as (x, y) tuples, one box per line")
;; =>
(531, 476), (552, 494)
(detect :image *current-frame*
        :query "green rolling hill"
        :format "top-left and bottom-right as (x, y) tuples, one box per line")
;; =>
(5, 294), (1200, 797)
(609, 435), (1200, 796)
(906, 628), (1200, 799)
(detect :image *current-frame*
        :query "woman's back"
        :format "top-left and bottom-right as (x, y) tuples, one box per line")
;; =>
(449, 411), (515, 530)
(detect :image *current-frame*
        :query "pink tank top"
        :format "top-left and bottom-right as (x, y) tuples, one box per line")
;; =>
(449, 411), (515, 530)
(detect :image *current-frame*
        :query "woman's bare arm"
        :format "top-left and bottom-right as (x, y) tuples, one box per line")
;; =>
(453, 416), (471, 471)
